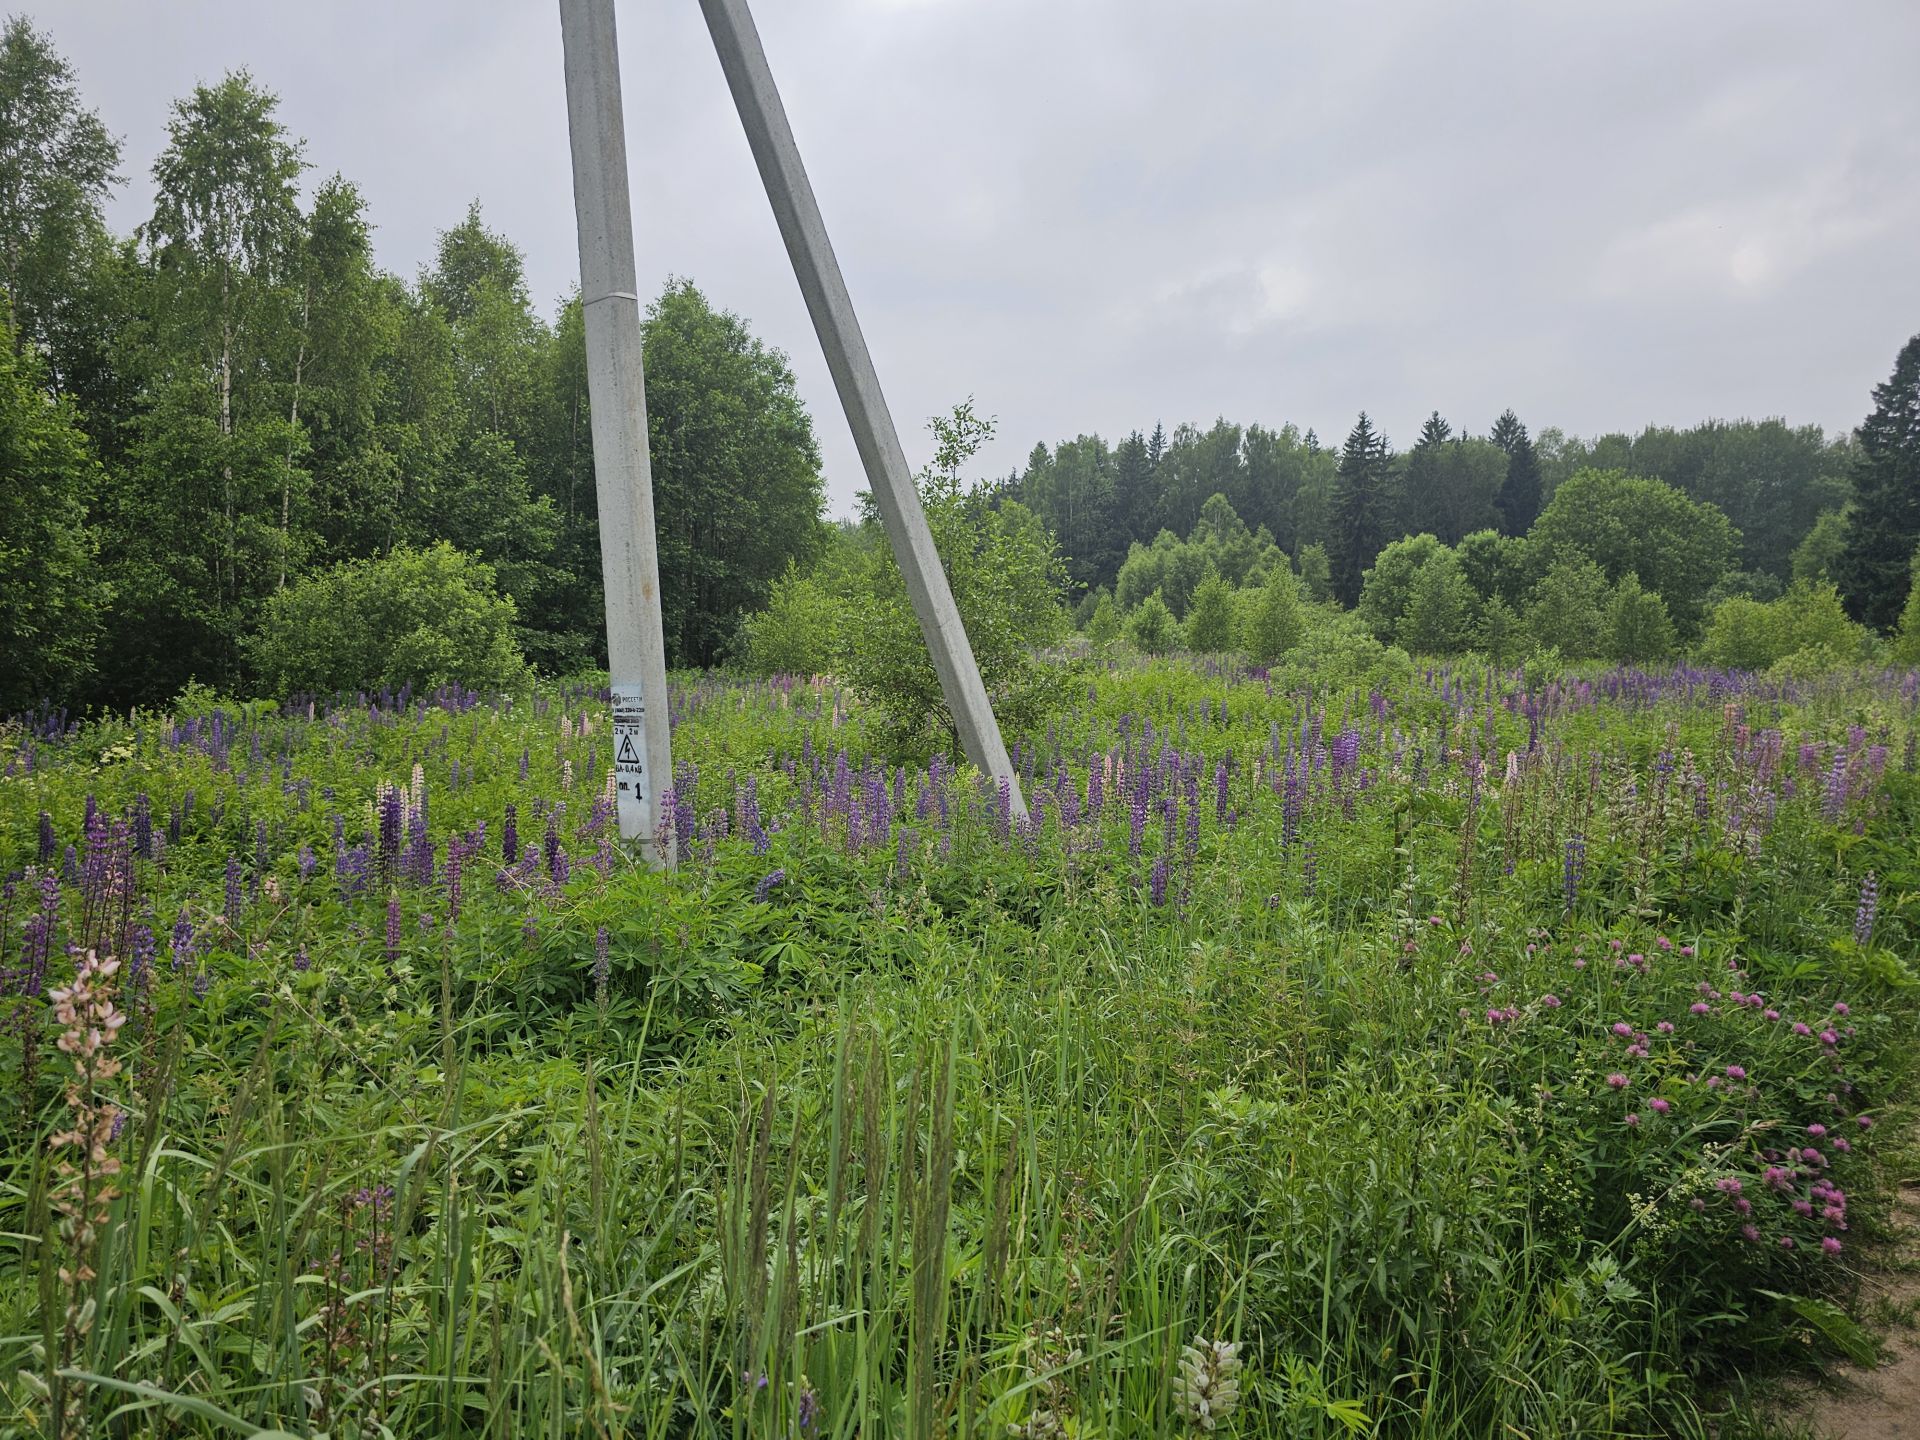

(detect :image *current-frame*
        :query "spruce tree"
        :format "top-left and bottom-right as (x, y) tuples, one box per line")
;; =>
(1490, 408), (1543, 537)
(1836, 334), (1920, 630)
(1331, 412), (1390, 607)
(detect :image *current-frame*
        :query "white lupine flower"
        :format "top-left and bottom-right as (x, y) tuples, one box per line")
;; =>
(1174, 1338), (1243, 1431)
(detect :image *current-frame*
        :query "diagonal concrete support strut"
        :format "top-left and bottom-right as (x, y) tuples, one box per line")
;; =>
(696, 0), (1027, 817)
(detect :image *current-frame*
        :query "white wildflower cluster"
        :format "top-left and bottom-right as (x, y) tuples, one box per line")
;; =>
(1173, 1338), (1242, 1432)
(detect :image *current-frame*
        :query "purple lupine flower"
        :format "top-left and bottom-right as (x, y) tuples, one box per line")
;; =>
(128, 922), (155, 993)
(18, 870), (60, 997)
(1149, 855), (1169, 906)
(170, 906), (195, 974)
(1127, 770), (1148, 859)
(1214, 761), (1230, 823)
(296, 844), (317, 880)
(1854, 871), (1878, 948)
(385, 896), (402, 969)
(1331, 727), (1361, 780)
(503, 803), (519, 862)
(754, 869), (786, 904)
(1562, 832), (1585, 915)
(1822, 756), (1848, 824)
(37, 810), (56, 863)
(1302, 837), (1318, 898)
(377, 786), (404, 878)
(592, 925), (610, 1003)
(742, 776), (769, 855)
(225, 855), (244, 919)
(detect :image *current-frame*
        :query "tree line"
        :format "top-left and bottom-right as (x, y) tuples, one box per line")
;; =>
(5, 15), (1918, 720)
(0, 19), (826, 714)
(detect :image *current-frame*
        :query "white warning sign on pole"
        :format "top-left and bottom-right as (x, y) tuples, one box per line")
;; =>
(610, 681), (651, 841)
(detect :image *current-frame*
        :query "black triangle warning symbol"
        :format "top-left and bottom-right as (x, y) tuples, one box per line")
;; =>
(617, 734), (641, 765)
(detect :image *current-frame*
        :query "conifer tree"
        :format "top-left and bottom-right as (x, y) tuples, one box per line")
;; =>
(1490, 408), (1543, 537)
(1836, 335), (1920, 630)
(1331, 412), (1390, 607)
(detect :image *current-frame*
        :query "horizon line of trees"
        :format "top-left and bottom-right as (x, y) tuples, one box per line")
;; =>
(5, 15), (1919, 719)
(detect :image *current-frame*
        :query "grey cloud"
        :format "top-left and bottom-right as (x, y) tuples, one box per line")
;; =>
(40, 0), (1920, 509)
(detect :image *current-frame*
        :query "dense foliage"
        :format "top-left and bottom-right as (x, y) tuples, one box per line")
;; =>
(248, 543), (532, 697)
(0, 21), (824, 709)
(2, 657), (1916, 1436)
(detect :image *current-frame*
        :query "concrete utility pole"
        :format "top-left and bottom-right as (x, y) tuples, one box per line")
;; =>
(696, 0), (1027, 817)
(558, 0), (676, 865)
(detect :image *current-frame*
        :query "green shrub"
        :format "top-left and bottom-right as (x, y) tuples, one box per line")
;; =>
(1243, 566), (1305, 666)
(1526, 556), (1609, 660)
(1085, 590), (1122, 650)
(1126, 592), (1176, 654)
(1475, 596), (1524, 666)
(1399, 552), (1478, 656)
(1183, 570), (1239, 653)
(1296, 542), (1333, 603)
(1894, 550), (1920, 666)
(1700, 581), (1870, 671)
(1605, 575), (1676, 664)
(734, 562), (841, 676)
(1357, 533), (1447, 642)
(835, 403), (1070, 760)
(248, 543), (530, 696)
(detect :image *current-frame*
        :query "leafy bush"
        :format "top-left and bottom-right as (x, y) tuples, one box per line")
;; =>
(1357, 533), (1447, 642)
(1700, 581), (1871, 671)
(248, 542), (530, 696)
(1296, 542), (1334, 603)
(1399, 551), (1478, 656)
(1084, 590), (1122, 649)
(1605, 575), (1676, 664)
(835, 403), (1070, 760)
(733, 562), (842, 677)
(1529, 468), (1738, 635)
(1126, 591), (1176, 654)
(1893, 550), (1920, 666)
(1183, 570), (1239, 652)
(1527, 556), (1610, 659)
(1242, 565), (1305, 665)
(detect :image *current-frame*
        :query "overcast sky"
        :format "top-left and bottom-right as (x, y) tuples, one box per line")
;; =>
(37, 0), (1920, 515)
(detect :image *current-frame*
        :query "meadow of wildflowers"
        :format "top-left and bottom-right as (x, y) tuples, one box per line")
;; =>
(0, 659), (1916, 1436)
